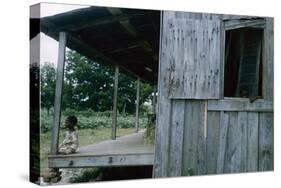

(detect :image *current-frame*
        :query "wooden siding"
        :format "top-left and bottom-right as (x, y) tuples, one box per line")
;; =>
(155, 99), (273, 176)
(165, 14), (222, 99)
(263, 18), (274, 101)
(154, 11), (273, 177)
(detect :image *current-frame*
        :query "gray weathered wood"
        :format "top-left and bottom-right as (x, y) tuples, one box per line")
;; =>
(49, 153), (154, 168)
(247, 112), (259, 172)
(219, 21), (226, 98)
(166, 17), (221, 99)
(152, 85), (157, 113)
(153, 11), (172, 177)
(197, 101), (207, 175)
(111, 66), (119, 140)
(258, 113), (273, 171)
(208, 99), (273, 112)
(216, 112), (229, 173)
(168, 100), (185, 176)
(237, 112), (248, 172)
(182, 101), (206, 176)
(263, 18), (274, 101)
(51, 32), (66, 155)
(206, 111), (220, 174)
(135, 78), (140, 132)
(223, 112), (238, 173)
(224, 19), (266, 30)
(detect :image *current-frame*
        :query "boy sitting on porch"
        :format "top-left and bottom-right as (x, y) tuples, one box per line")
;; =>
(59, 116), (79, 155)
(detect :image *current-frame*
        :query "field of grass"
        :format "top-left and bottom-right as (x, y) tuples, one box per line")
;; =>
(40, 109), (147, 173)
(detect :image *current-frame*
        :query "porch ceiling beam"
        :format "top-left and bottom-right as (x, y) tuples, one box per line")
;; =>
(107, 8), (158, 62)
(66, 33), (141, 79)
(42, 12), (149, 34)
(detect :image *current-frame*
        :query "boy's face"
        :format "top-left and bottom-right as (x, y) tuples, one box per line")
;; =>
(64, 119), (72, 129)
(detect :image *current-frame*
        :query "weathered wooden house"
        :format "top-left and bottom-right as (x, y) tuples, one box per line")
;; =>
(33, 4), (273, 179)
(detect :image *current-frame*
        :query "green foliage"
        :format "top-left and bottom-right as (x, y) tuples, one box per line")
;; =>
(40, 50), (154, 114)
(40, 108), (147, 132)
(70, 168), (100, 183)
(40, 62), (56, 114)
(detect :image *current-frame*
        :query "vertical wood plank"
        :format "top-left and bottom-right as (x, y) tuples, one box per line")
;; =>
(247, 112), (259, 172)
(263, 18), (274, 101)
(182, 101), (206, 176)
(197, 101), (207, 175)
(111, 66), (119, 140)
(167, 18), (222, 99)
(216, 112), (229, 173)
(259, 113), (273, 171)
(168, 100), (185, 176)
(153, 11), (173, 177)
(51, 32), (66, 155)
(237, 112), (248, 172)
(182, 101), (196, 176)
(206, 111), (220, 174)
(135, 78), (140, 132)
(152, 85), (157, 114)
(224, 112), (238, 173)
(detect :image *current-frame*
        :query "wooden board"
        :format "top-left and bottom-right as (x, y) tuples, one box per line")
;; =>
(208, 99), (273, 112)
(49, 153), (154, 168)
(165, 18), (222, 99)
(206, 111), (220, 174)
(259, 113), (274, 171)
(216, 112), (229, 173)
(182, 100), (206, 176)
(48, 131), (154, 168)
(263, 18), (274, 101)
(51, 32), (66, 155)
(247, 112), (259, 171)
(153, 11), (172, 177)
(168, 100), (185, 176)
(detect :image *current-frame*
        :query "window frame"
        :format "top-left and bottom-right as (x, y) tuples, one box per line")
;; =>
(221, 18), (266, 100)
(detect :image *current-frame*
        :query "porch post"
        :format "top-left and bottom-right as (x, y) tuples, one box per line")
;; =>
(135, 77), (140, 132)
(112, 66), (119, 139)
(51, 32), (66, 155)
(152, 85), (157, 114)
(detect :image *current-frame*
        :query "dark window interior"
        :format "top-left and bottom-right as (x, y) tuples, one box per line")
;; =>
(224, 27), (263, 98)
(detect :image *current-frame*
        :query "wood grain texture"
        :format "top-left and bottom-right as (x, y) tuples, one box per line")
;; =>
(259, 113), (273, 171)
(182, 101), (206, 176)
(206, 111), (220, 174)
(49, 153), (154, 168)
(216, 112), (229, 173)
(165, 17), (222, 99)
(263, 18), (274, 101)
(208, 99), (273, 112)
(153, 11), (172, 177)
(223, 112), (238, 173)
(168, 100), (185, 176)
(111, 66), (119, 140)
(51, 32), (66, 155)
(247, 112), (259, 171)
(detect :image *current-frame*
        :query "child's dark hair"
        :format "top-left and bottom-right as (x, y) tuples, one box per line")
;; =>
(66, 116), (78, 125)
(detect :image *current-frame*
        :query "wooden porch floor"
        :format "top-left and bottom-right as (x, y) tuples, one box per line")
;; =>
(48, 130), (155, 168)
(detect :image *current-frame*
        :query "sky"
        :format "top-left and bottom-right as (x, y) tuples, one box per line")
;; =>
(38, 3), (89, 66)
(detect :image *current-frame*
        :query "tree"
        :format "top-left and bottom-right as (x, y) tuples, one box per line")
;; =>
(40, 62), (56, 114)
(41, 50), (154, 114)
